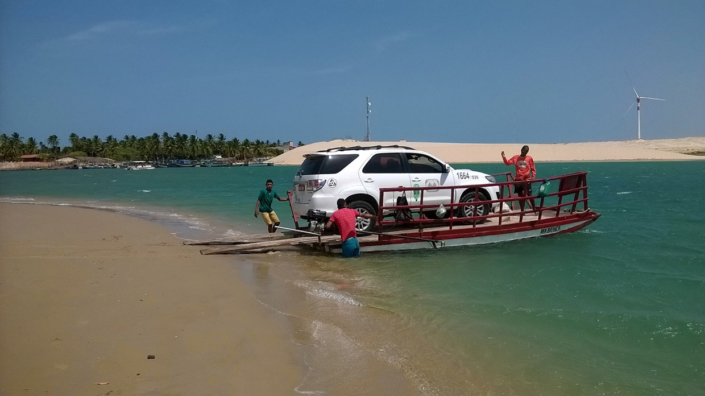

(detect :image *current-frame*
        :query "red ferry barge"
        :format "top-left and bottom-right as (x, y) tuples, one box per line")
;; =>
(196, 171), (599, 255)
(321, 171), (600, 254)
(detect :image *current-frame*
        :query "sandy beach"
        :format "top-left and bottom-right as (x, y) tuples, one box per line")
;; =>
(271, 137), (705, 165)
(0, 203), (303, 395)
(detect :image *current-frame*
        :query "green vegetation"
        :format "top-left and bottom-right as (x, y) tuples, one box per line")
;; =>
(0, 132), (288, 162)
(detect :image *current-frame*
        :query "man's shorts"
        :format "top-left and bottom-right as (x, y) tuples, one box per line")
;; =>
(260, 211), (280, 225)
(514, 182), (532, 196)
(341, 237), (360, 258)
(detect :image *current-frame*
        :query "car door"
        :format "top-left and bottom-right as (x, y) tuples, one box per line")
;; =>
(404, 152), (455, 209)
(359, 153), (411, 214)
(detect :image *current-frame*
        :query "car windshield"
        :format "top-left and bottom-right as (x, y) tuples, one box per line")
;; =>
(298, 154), (358, 175)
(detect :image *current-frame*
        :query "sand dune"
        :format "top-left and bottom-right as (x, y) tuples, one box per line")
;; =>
(271, 137), (705, 165)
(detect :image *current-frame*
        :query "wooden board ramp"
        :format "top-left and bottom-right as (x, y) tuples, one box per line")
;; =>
(183, 232), (289, 246)
(199, 234), (344, 255)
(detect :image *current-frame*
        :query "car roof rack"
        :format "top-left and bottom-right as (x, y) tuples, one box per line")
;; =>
(317, 145), (416, 153)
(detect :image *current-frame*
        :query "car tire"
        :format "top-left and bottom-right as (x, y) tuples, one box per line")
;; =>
(347, 200), (377, 232)
(457, 191), (490, 223)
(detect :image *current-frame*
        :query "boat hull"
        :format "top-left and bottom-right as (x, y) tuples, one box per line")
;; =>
(328, 211), (600, 254)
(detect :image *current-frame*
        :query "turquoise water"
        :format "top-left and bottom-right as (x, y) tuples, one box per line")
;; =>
(1, 162), (704, 394)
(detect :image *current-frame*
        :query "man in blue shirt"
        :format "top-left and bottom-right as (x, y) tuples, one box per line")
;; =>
(254, 179), (289, 233)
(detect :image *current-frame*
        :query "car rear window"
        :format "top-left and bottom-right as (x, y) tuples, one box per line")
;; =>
(298, 154), (358, 175)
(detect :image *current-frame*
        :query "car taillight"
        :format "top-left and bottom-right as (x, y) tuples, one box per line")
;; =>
(306, 179), (326, 192)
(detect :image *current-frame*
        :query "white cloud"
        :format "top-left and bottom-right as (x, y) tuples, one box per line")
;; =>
(375, 31), (415, 52)
(64, 19), (216, 41)
(310, 65), (353, 75)
(67, 20), (141, 41)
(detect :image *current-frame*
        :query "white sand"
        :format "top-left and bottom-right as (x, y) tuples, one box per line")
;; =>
(271, 137), (705, 165)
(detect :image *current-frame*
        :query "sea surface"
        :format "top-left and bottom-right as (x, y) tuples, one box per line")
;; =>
(1, 162), (704, 395)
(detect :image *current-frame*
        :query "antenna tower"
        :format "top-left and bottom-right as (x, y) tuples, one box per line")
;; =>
(364, 96), (371, 142)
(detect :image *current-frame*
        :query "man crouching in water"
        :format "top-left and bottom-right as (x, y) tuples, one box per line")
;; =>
(325, 199), (376, 258)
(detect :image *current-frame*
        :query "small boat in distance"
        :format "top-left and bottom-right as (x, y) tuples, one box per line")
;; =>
(245, 158), (274, 167)
(168, 159), (196, 168)
(125, 161), (155, 170)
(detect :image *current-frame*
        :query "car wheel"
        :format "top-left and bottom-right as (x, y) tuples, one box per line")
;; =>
(347, 200), (377, 232)
(457, 191), (490, 223)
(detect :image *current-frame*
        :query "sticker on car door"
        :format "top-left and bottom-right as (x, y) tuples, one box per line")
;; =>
(425, 179), (439, 192)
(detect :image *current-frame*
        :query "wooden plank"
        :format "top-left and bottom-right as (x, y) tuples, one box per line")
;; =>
(200, 234), (345, 255)
(184, 232), (289, 246)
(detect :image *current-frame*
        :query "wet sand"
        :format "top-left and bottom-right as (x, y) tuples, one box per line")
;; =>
(0, 203), (303, 395)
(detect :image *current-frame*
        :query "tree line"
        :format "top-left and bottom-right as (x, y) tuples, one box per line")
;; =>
(0, 132), (305, 162)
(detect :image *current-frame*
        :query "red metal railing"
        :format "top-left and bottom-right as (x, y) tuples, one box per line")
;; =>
(376, 172), (589, 234)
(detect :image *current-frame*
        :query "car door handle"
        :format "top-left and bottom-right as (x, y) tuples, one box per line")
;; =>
(364, 178), (374, 183)
(412, 178), (421, 182)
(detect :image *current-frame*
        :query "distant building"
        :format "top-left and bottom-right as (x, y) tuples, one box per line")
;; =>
(277, 141), (296, 152)
(20, 154), (43, 162)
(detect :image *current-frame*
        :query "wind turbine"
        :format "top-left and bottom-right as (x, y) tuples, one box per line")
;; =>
(624, 75), (665, 140)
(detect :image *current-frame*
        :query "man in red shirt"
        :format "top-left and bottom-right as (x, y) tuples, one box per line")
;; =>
(502, 145), (536, 208)
(325, 199), (376, 258)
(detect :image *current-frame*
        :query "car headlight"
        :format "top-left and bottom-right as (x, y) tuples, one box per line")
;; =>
(485, 175), (496, 183)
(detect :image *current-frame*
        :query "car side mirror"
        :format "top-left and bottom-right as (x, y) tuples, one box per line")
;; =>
(444, 164), (451, 173)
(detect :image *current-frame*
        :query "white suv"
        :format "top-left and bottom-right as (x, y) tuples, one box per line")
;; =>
(291, 145), (502, 231)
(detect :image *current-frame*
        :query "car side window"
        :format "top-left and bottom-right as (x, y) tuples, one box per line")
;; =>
(405, 153), (444, 173)
(362, 153), (405, 174)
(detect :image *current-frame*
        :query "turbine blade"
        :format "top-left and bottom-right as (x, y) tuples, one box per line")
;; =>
(625, 70), (638, 97)
(640, 96), (665, 101)
(622, 102), (635, 117)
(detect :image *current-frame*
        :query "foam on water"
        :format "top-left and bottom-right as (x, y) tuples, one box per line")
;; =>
(0, 197), (35, 202)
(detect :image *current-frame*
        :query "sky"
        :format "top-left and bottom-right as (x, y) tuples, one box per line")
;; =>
(1, 0), (703, 146)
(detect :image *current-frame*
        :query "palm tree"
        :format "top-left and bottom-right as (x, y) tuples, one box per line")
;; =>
(143, 135), (156, 161)
(216, 133), (226, 156)
(47, 135), (60, 154)
(24, 137), (38, 155)
(161, 132), (174, 161)
(241, 139), (253, 162)
(6, 133), (24, 160)
(90, 135), (103, 157)
(174, 133), (188, 159)
(204, 134), (214, 150)
(69, 133), (81, 152)
(0, 133), (8, 160)
(226, 137), (240, 160)
(187, 134), (199, 159)
(103, 135), (118, 158)
(253, 141), (268, 158)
